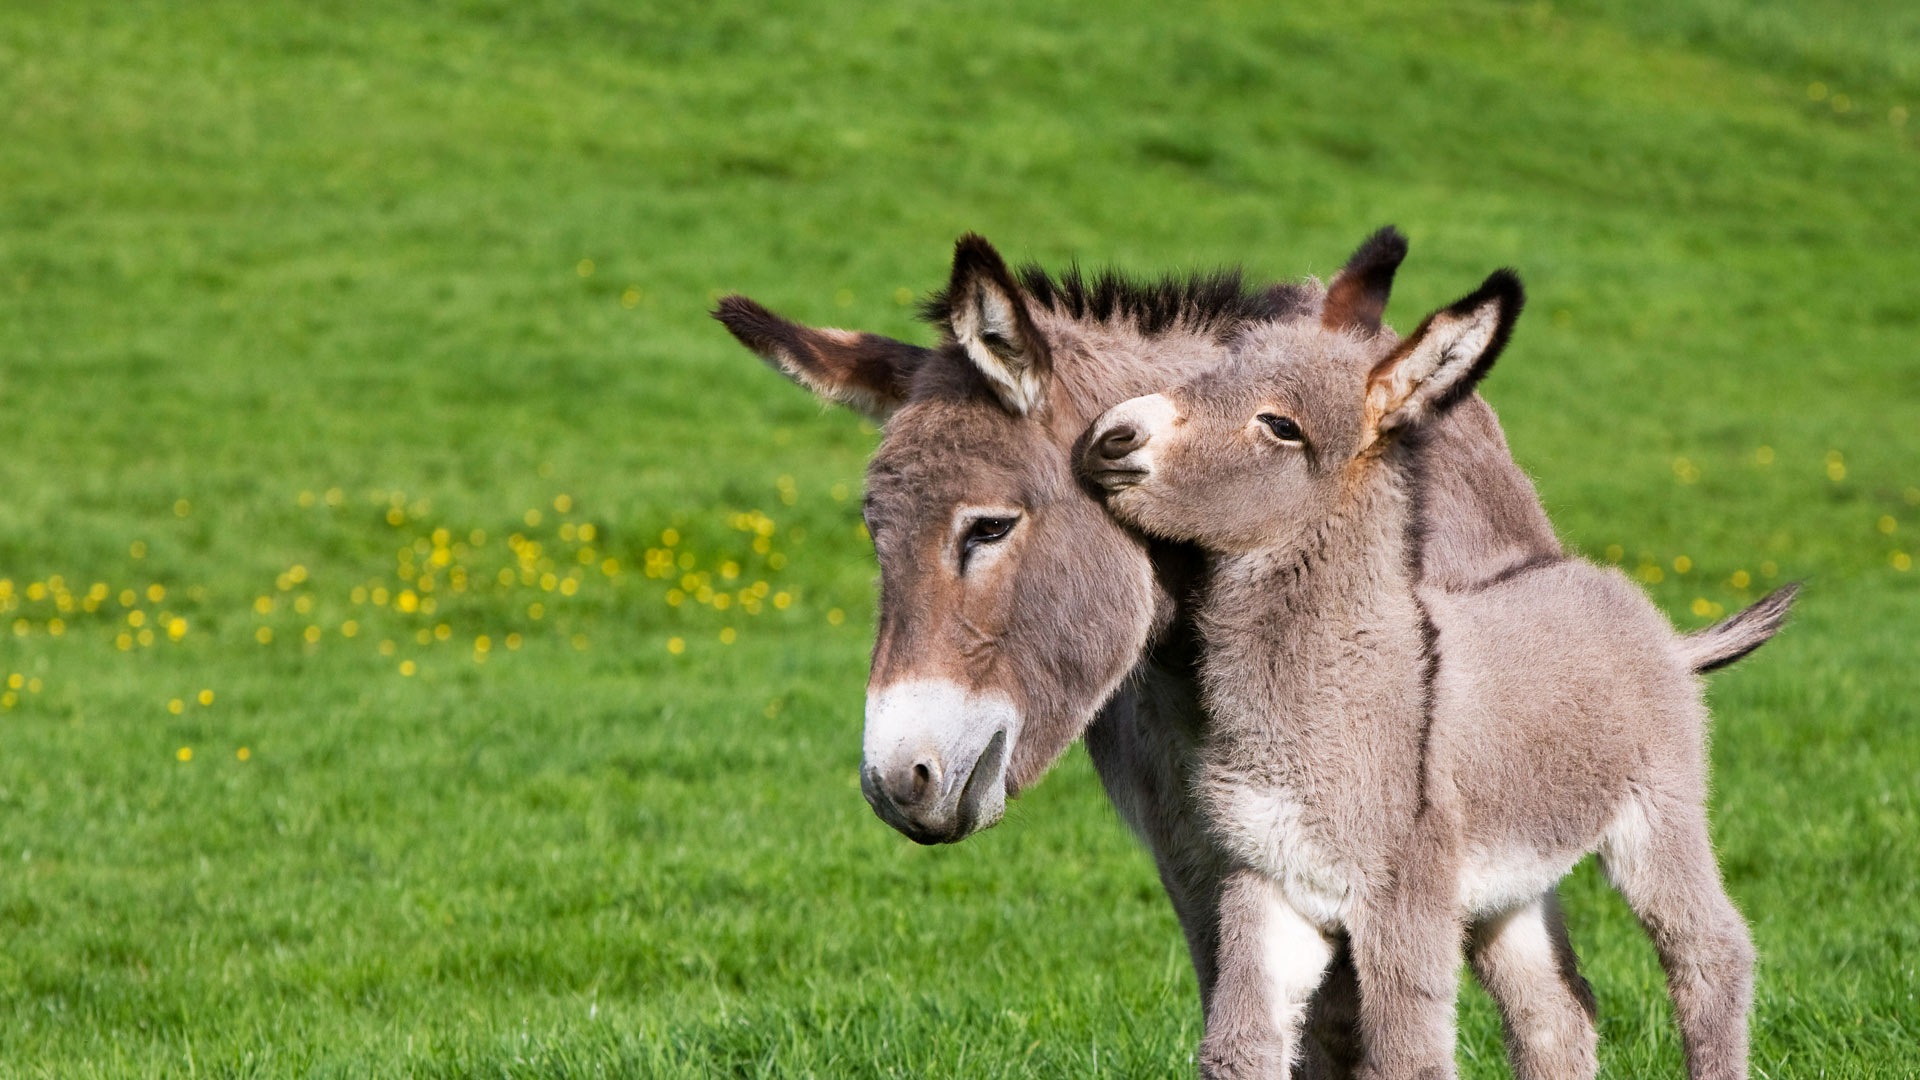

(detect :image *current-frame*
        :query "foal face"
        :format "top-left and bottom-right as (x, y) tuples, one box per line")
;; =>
(1084, 323), (1377, 556)
(1085, 269), (1527, 556)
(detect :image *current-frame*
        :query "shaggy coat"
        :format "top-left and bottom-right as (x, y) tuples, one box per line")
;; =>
(1084, 266), (1792, 1080)
(714, 230), (1658, 1077)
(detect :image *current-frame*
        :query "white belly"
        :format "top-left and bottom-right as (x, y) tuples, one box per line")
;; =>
(1457, 844), (1585, 918)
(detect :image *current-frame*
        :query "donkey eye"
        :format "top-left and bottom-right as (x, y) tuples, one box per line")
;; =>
(1258, 414), (1303, 442)
(964, 516), (1018, 550)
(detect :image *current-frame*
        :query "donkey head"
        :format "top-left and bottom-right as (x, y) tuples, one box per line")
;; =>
(1084, 234), (1524, 557)
(716, 236), (1261, 843)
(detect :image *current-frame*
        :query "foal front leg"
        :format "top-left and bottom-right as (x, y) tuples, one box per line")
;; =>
(1350, 863), (1466, 1080)
(1200, 868), (1336, 1079)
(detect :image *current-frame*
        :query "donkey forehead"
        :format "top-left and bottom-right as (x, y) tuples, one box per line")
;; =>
(867, 398), (1055, 512)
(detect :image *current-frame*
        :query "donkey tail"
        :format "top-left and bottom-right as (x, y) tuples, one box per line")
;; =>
(1679, 583), (1802, 674)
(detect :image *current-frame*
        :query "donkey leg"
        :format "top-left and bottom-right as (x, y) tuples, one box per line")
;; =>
(1201, 869), (1336, 1080)
(1601, 801), (1754, 1080)
(1350, 862), (1466, 1080)
(1468, 890), (1599, 1080)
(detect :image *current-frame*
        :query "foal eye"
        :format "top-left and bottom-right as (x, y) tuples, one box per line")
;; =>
(1258, 414), (1303, 442)
(964, 516), (1018, 551)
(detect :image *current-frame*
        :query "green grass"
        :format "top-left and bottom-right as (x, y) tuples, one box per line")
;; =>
(2, 0), (1916, 1075)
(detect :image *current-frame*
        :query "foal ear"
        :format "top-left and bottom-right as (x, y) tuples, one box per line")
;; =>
(712, 295), (928, 420)
(938, 233), (1051, 416)
(1365, 269), (1524, 440)
(1322, 226), (1409, 335)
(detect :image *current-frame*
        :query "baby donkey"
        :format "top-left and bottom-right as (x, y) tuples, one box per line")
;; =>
(1082, 266), (1793, 1080)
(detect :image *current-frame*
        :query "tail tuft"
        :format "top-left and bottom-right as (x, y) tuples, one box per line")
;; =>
(1680, 583), (1801, 674)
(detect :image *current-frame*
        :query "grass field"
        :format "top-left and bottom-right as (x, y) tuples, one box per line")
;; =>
(2, 1), (1917, 1075)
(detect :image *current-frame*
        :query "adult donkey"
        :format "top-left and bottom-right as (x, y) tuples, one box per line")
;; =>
(714, 229), (1599, 1078)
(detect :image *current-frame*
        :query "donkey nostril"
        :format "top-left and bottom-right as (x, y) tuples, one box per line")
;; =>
(909, 758), (940, 803)
(1098, 424), (1145, 460)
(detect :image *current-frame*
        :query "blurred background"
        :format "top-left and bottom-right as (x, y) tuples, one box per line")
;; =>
(1, 1), (1915, 1074)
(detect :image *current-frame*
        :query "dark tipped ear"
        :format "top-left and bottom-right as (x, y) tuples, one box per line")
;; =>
(1364, 269), (1524, 441)
(712, 295), (929, 420)
(1322, 226), (1409, 334)
(938, 233), (1051, 415)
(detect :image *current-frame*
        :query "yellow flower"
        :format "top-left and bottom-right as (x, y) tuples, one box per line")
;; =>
(1879, 515), (1897, 535)
(236, 747), (251, 762)
(4, 673), (19, 690)
(1730, 570), (1751, 589)
(198, 689), (214, 706)
(379, 639), (397, 656)
(827, 608), (846, 626)
(256, 627), (273, 644)
(1895, 552), (1913, 572)
(474, 635), (492, 654)
(399, 660), (417, 676)
(505, 633), (523, 650)
(341, 619), (359, 638)
(667, 636), (686, 655)
(1672, 556), (1691, 574)
(305, 625), (322, 644)
(130, 541), (147, 559)
(168, 698), (185, 715)
(167, 617), (188, 641)
(176, 746), (192, 762)
(524, 509), (543, 527)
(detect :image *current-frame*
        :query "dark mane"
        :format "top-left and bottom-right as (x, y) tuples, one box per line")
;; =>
(920, 263), (1314, 339)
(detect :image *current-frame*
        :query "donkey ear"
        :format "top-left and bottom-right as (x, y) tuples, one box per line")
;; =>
(1365, 269), (1524, 440)
(939, 233), (1051, 416)
(713, 295), (929, 420)
(1322, 226), (1409, 334)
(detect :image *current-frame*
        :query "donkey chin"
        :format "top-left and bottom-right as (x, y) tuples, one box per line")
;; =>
(860, 679), (1022, 845)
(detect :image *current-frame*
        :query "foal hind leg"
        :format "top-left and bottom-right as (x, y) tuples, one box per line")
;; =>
(1469, 890), (1599, 1080)
(1601, 799), (1755, 1080)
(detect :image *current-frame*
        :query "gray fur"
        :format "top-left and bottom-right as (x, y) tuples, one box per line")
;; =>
(1086, 270), (1790, 1079)
(715, 231), (1607, 1077)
